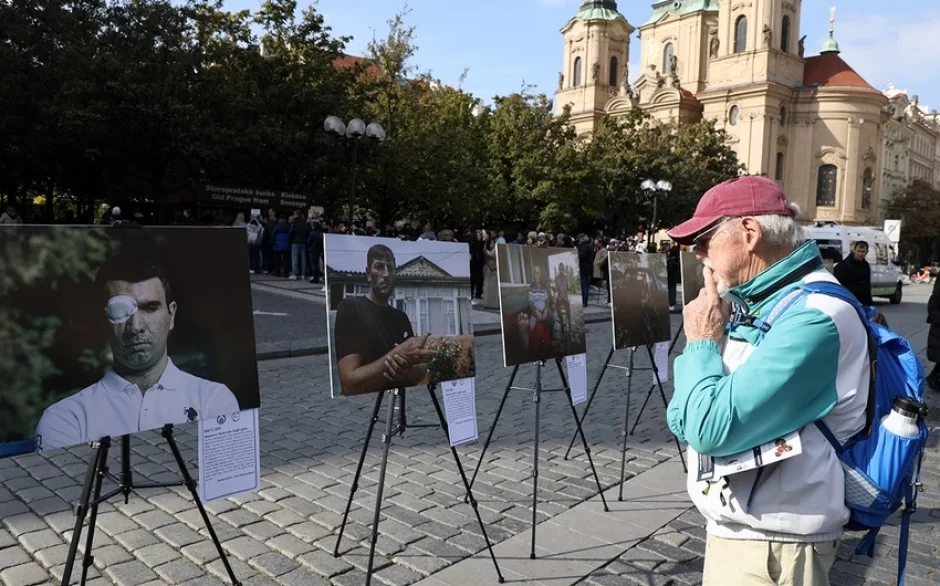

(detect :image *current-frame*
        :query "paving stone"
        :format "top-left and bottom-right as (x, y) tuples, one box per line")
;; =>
(274, 568), (330, 586)
(104, 560), (159, 586)
(153, 558), (205, 584)
(373, 562), (425, 586)
(265, 534), (316, 559)
(241, 521), (284, 542)
(0, 561), (48, 586)
(180, 541), (221, 566)
(113, 528), (160, 551)
(96, 512), (139, 536)
(0, 546), (32, 571)
(285, 522), (331, 544)
(133, 510), (177, 531)
(0, 529), (15, 550)
(90, 544), (136, 568)
(246, 552), (297, 577)
(135, 543), (182, 567)
(296, 549), (353, 578)
(18, 529), (63, 554)
(2, 513), (48, 537)
(222, 536), (270, 561)
(155, 523), (203, 549)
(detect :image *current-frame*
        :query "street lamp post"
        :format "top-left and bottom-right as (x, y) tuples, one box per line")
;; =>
(641, 178), (672, 249)
(324, 116), (386, 227)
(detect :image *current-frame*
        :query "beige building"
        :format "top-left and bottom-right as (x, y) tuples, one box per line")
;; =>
(878, 86), (940, 222)
(556, 1), (897, 225)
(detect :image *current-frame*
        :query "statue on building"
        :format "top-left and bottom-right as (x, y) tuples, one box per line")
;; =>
(709, 36), (720, 58)
(798, 35), (806, 58)
(591, 61), (600, 82)
(763, 25), (772, 48)
(558, 72), (564, 91)
(669, 55), (680, 88)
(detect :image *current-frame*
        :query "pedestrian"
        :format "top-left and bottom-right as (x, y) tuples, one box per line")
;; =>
(665, 176), (869, 586)
(928, 275), (940, 391)
(833, 240), (873, 306)
(665, 243), (681, 312)
(576, 234), (594, 307)
(288, 210), (312, 280)
(246, 214), (264, 274)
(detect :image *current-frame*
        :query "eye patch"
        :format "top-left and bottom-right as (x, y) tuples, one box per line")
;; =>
(105, 295), (138, 324)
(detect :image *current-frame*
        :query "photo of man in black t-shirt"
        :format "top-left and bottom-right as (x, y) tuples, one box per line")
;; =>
(333, 244), (436, 395)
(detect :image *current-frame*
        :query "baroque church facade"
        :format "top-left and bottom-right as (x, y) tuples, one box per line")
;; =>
(554, 0), (930, 226)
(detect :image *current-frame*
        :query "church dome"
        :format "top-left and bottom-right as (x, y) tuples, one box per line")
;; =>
(575, 0), (624, 22)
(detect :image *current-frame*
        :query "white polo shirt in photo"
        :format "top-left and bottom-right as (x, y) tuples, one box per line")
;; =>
(35, 358), (241, 450)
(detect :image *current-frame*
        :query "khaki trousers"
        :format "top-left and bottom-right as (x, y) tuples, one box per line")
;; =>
(702, 534), (838, 586)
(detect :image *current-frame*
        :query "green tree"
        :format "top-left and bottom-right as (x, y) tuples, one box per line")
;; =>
(887, 180), (940, 264)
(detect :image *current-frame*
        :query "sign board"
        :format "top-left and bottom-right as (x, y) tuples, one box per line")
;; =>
(883, 220), (902, 244)
(199, 184), (311, 210)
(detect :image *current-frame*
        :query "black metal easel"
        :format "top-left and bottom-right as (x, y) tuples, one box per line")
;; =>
(562, 343), (688, 486)
(668, 320), (684, 356)
(61, 426), (240, 586)
(465, 358), (609, 560)
(333, 386), (504, 585)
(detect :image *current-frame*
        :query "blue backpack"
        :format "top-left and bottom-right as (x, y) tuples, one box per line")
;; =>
(758, 281), (928, 586)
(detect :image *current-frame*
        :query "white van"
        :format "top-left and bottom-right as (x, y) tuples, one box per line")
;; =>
(807, 221), (904, 304)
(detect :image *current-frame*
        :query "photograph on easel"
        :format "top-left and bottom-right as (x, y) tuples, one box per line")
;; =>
(0, 226), (260, 458)
(609, 251), (671, 349)
(680, 251), (706, 306)
(495, 243), (587, 367)
(324, 235), (476, 398)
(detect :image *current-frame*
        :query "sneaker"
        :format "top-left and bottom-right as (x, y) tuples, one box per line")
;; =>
(288, 275), (297, 281)
(250, 270), (256, 275)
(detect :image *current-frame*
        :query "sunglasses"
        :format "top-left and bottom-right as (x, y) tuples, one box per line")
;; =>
(693, 218), (736, 248)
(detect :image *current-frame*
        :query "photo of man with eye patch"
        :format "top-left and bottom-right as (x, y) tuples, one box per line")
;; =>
(34, 253), (240, 449)
(0, 225), (259, 458)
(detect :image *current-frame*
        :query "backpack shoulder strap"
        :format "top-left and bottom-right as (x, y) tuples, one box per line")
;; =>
(796, 281), (879, 448)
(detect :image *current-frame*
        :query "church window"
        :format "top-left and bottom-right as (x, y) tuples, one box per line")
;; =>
(663, 43), (675, 75)
(779, 106), (788, 125)
(894, 154), (900, 171)
(609, 56), (619, 86)
(573, 57), (582, 86)
(775, 152), (785, 181)
(816, 164), (838, 207)
(781, 15), (791, 52)
(861, 168), (873, 209)
(734, 16), (748, 53)
(728, 105), (740, 126)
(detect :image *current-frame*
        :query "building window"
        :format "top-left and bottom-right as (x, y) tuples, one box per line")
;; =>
(861, 167), (873, 209)
(663, 42), (675, 75)
(779, 106), (788, 125)
(734, 16), (748, 53)
(775, 152), (785, 181)
(728, 105), (740, 126)
(573, 57), (582, 87)
(816, 164), (838, 207)
(894, 154), (899, 170)
(609, 56), (618, 86)
(781, 15), (791, 53)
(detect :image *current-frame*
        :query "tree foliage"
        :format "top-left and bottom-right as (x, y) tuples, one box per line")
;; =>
(887, 180), (940, 263)
(0, 1), (742, 232)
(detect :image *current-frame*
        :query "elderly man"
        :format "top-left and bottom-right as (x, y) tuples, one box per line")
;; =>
(665, 176), (869, 586)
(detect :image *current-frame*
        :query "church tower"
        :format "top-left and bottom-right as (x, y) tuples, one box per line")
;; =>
(555, 1), (635, 133)
(708, 0), (805, 90)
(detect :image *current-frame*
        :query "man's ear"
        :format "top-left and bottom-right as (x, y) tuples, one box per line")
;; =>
(167, 301), (177, 332)
(741, 218), (763, 253)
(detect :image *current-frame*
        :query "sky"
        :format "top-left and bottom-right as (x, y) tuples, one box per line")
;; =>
(227, 0), (940, 112)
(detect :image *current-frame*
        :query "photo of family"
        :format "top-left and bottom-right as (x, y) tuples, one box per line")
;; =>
(324, 235), (476, 397)
(0, 226), (260, 459)
(680, 251), (706, 306)
(609, 252), (672, 349)
(495, 243), (587, 367)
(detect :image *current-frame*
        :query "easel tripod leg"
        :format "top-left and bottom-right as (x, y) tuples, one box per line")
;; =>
(465, 364), (518, 501)
(80, 441), (111, 585)
(563, 346), (614, 460)
(61, 438), (110, 586)
(618, 349), (636, 502)
(162, 425), (242, 586)
(669, 321), (684, 355)
(426, 386), (504, 583)
(530, 362), (542, 560)
(366, 389), (399, 586)
(335, 391), (385, 556)
(554, 360), (609, 512)
(643, 344), (687, 473)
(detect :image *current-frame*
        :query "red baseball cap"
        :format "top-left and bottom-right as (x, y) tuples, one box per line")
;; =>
(667, 176), (795, 245)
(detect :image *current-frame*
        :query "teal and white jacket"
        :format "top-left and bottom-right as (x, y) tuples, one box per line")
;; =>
(667, 241), (870, 543)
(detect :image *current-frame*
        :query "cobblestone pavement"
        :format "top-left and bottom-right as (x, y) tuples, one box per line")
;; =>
(2, 287), (939, 586)
(251, 287), (328, 357)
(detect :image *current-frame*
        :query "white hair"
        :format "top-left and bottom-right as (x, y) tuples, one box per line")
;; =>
(752, 201), (806, 252)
